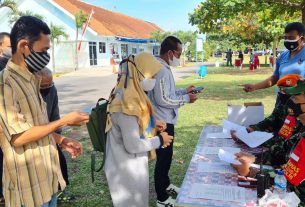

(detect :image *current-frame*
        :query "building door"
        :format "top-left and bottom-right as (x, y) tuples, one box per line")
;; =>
(89, 42), (97, 66)
(121, 44), (128, 59)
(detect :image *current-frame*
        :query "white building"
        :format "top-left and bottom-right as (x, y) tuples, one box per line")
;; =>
(0, 0), (163, 71)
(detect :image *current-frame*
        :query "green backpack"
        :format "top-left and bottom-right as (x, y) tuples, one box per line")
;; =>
(86, 98), (109, 182)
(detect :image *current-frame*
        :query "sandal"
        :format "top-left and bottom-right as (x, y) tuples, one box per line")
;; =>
(57, 191), (75, 202)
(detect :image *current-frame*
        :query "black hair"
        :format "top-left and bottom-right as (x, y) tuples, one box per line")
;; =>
(0, 32), (10, 46)
(160, 36), (182, 55)
(10, 16), (50, 54)
(285, 22), (305, 36)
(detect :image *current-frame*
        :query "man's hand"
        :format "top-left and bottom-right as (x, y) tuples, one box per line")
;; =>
(156, 120), (167, 132)
(235, 152), (256, 163)
(230, 130), (242, 143)
(188, 93), (198, 103)
(239, 84), (256, 92)
(186, 85), (195, 93)
(60, 137), (83, 159)
(231, 152), (256, 176)
(230, 128), (254, 143)
(62, 112), (89, 126)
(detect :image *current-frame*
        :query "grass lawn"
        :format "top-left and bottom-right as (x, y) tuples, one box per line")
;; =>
(59, 66), (277, 207)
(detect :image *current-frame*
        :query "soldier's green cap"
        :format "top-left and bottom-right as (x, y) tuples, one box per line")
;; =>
(286, 79), (305, 95)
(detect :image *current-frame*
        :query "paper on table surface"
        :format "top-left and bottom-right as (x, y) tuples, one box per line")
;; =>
(201, 147), (241, 155)
(189, 183), (246, 203)
(235, 128), (273, 148)
(218, 149), (241, 165)
(197, 162), (236, 174)
(222, 120), (246, 133)
(206, 132), (231, 139)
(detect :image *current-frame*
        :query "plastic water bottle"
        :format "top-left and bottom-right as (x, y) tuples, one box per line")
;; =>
(274, 170), (287, 197)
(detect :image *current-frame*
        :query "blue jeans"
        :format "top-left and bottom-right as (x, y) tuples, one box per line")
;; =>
(41, 194), (57, 207)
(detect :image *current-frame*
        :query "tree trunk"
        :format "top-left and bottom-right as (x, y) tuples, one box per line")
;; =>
(51, 40), (56, 73)
(302, 7), (305, 24)
(75, 28), (79, 71)
(272, 36), (278, 70)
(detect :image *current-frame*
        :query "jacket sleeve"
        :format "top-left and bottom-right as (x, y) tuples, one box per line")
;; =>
(175, 88), (188, 96)
(117, 113), (161, 154)
(152, 70), (190, 109)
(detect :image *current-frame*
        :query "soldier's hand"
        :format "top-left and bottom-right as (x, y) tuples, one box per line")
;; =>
(239, 84), (256, 92)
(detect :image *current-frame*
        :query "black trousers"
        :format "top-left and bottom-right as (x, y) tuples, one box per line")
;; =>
(154, 123), (174, 201)
(57, 145), (69, 188)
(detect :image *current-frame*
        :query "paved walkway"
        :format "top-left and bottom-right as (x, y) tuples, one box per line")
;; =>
(54, 64), (206, 115)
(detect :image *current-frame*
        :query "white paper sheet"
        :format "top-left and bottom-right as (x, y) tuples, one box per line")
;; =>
(235, 128), (273, 148)
(222, 119), (246, 133)
(218, 149), (241, 165)
(206, 132), (231, 139)
(189, 183), (246, 203)
(201, 147), (241, 155)
(197, 162), (236, 174)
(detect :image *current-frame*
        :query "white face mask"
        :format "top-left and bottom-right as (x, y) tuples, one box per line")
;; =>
(169, 55), (180, 67)
(140, 78), (156, 91)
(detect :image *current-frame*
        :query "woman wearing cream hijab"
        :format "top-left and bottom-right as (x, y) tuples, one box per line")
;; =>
(104, 52), (173, 207)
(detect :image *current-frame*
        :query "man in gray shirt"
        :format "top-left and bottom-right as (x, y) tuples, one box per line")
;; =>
(148, 36), (197, 207)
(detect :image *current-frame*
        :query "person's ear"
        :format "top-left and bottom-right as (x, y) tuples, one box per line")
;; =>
(168, 50), (173, 60)
(17, 40), (29, 55)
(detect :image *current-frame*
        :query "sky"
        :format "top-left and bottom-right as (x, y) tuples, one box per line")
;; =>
(83, 0), (203, 32)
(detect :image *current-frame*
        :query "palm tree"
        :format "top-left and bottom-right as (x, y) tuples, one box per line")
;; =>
(74, 10), (87, 71)
(0, 0), (17, 12)
(9, 10), (44, 25)
(50, 24), (68, 73)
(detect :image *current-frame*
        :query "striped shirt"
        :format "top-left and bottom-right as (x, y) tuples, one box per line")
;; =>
(0, 60), (65, 207)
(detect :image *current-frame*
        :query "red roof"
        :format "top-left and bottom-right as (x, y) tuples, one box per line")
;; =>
(53, 0), (163, 39)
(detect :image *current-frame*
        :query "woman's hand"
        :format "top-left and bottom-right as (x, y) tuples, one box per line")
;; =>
(160, 132), (173, 148)
(156, 120), (167, 132)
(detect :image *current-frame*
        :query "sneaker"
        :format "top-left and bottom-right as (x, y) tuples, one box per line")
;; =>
(156, 197), (175, 207)
(166, 184), (180, 197)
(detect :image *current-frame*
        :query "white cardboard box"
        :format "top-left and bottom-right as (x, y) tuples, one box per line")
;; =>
(227, 102), (264, 127)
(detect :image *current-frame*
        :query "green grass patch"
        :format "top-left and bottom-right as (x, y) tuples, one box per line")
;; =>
(59, 67), (276, 207)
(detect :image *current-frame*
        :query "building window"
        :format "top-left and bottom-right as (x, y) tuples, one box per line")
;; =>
(132, 48), (137, 54)
(99, 42), (106, 53)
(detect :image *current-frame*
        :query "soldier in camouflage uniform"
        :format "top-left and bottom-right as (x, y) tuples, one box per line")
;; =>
(232, 74), (302, 164)
(232, 77), (305, 206)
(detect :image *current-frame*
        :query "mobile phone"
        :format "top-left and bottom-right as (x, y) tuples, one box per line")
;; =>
(192, 86), (204, 94)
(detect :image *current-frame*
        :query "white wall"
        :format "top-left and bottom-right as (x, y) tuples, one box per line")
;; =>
(0, 0), (157, 71)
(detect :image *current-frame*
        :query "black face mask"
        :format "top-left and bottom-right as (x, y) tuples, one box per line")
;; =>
(278, 92), (291, 105)
(40, 87), (51, 98)
(286, 99), (305, 117)
(284, 38), (301, 51)
(23, 46), (50, 74)
(0, 55), (9, 71)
